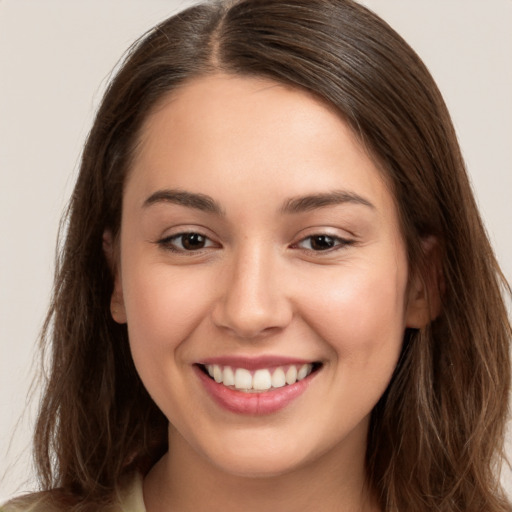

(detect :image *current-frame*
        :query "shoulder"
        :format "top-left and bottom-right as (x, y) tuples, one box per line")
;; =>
(1, 474), (145, 512)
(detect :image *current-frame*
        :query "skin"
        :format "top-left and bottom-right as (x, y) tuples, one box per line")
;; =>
(108, 74), (430, 512)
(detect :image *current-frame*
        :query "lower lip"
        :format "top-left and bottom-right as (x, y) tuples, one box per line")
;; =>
(195, 366), (316, 415)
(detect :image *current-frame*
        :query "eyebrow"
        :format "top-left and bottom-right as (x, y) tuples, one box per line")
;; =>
(143, 189), (225, 215)
(280, 190), (375, 214)
(142, 188), (374, 216)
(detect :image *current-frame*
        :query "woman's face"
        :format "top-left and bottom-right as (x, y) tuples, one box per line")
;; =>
(111, 74), (426, 477)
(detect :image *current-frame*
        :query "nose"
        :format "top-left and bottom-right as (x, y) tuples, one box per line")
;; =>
(211, 245), (293, 340)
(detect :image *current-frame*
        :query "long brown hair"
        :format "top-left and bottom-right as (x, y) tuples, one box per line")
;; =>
(13, 1), (512, 510)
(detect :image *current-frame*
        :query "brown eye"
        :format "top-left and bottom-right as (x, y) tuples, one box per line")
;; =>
(296, 234), (353, 252)
(309, 235), (336, 250)
(158, 232), (217, 252)
(181, 233), (207, 250)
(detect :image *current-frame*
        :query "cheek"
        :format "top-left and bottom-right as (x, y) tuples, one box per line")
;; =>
(299, 259), (408, 361)
(122, 262), (214, 361)
(121, 263), (219, 422)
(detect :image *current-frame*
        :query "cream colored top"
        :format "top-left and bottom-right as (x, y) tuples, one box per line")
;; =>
(115, 473), (146, 512)
(1, 474), (146, 512)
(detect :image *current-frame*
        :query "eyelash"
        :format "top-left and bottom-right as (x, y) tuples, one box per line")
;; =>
(157, 232), (218, 253)
(292, 234), (354, 253)
(157, 232), (354, 254)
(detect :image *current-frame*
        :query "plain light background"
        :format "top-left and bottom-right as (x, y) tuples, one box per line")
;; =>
(1, 0), (511, 503)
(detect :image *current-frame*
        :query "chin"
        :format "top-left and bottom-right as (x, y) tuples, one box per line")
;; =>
(213, 453), (305, 479)
(198, 433), (325, 479)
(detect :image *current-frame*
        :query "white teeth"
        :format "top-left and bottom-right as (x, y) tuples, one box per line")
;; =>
(253, 369), (272, 391)
(223, 366), (235, 386)
(213, 365), (223, 383)
(297, 364), (312, 380)
(234, 368), (253, 390)
(271, 367), (286, 388)
(204, 363), (316, 392)
(285, 365), (297, 385)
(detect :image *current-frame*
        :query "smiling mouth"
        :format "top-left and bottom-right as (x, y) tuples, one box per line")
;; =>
(198, 363), (322, 393)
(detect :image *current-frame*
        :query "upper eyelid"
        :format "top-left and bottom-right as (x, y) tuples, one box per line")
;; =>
(155, 228), (355, 247)
(291, 221), (358, 237)
(154, 234), (218, 257)
(292, 228), (355, 243)
(160, 231), (208, 241)
(297, 234), (347, 242)
(159, 231), (216, 244)
(157, 226), (216, 241)
(293, 234), (353, 247)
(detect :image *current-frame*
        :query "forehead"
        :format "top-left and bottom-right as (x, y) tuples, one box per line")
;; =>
(127, 73), (395, 217)
(136, 74), (354, 160)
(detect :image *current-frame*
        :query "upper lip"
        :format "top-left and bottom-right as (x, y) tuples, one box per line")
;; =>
(197, 355), (316, 371)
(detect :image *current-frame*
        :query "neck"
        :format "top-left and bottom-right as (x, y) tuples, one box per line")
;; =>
(143, 425), (381, 512)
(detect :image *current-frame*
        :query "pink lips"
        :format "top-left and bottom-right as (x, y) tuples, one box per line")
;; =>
(194, 356), (318, 415)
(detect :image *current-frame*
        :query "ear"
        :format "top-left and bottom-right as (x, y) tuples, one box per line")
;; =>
(103, 230), (127, 324)
(405, 236), (444, 329)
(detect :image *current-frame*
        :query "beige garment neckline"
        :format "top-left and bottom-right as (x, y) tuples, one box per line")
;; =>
(116, 473), (146, 512)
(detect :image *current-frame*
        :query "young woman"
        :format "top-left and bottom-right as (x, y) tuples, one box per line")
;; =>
(3, 0), (511, 511)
